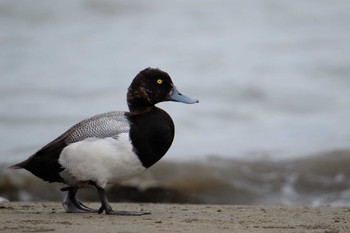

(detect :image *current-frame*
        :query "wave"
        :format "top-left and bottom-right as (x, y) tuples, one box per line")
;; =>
(1, 150), (350, 206)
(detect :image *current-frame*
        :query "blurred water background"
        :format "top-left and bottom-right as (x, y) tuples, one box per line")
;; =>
(1, 0), (350, 206)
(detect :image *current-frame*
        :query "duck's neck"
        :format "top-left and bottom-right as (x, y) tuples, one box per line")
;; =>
(127, 91), (156, 116)
(128, 105), (155, 117)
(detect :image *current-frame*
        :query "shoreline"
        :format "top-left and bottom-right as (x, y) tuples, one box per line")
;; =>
(0, 202), (348, 233)
(2, 151), (350, 206)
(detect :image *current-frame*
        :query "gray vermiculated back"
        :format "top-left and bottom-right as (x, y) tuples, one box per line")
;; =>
(64, 111), (130, 143)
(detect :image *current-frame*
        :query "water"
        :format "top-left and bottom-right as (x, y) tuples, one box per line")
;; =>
(2, 151), (350, 205)
(1, 0), (350, 205)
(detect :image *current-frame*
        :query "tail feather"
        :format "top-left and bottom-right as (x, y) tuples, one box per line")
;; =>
(9, 159), (30, 169)
(9, 128), (68, 182)
(9, 154), (64, 183)
(9, 164), (21, 169)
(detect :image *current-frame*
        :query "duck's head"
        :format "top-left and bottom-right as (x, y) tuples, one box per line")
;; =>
(127, 68), (198, 113)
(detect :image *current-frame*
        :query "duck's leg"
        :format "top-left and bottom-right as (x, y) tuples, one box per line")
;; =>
(95, 186), (151, 216)
(61, 187), (97, 213)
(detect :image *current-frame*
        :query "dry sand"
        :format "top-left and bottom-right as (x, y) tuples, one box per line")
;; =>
(0, 202), (349, 233)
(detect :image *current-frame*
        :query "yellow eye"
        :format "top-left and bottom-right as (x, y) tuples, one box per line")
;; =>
(157, 79), (163, 84)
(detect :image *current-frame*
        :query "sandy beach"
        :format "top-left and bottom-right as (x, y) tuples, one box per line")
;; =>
(0, 202), (348, 233)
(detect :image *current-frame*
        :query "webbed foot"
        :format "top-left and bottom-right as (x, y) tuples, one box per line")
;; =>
(61, 187), (97, 213)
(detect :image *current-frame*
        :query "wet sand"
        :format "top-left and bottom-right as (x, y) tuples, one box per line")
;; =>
(0, 202), (349, 233)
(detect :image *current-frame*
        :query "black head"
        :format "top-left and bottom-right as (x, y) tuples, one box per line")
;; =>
(127, 68), (174, 112)
(127, 68), (198, 115)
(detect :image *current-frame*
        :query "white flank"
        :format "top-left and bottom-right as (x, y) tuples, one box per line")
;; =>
(58, 133), (145, 188)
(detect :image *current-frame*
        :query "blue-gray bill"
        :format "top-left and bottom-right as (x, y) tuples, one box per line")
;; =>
(168, 87), (199, 104)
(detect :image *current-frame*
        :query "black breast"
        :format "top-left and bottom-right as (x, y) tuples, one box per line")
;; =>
(127, 107), (175, 168)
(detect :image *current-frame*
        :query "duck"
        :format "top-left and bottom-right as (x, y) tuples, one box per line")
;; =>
(11, 68), (198, 215)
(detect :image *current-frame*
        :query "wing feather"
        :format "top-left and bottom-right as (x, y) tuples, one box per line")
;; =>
(12, 111), (130, 183)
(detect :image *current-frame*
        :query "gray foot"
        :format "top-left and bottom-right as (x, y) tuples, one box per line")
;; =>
(106, 210), (151, 216)
(95, 185), (151, 216)
(62, 187), (97, 213)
